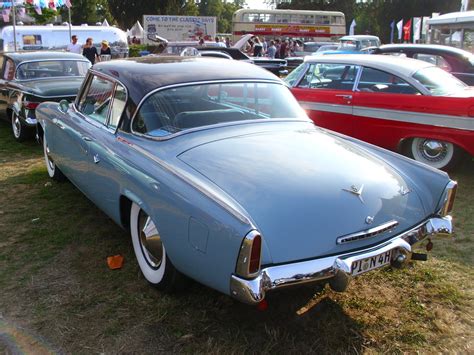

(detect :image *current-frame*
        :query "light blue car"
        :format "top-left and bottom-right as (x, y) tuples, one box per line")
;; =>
(37, 56), (456, 306)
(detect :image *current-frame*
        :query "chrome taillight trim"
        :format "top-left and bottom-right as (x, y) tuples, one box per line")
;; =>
(235, 230), (262, 279)
(336, 220), (399, 245)
(440, 180), (457, 217)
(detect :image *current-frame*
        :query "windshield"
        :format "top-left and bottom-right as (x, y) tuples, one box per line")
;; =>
(284, 63), (307, 87)
(16, 60), (90, 80)
(339, 40), (358, 51)
(412, 66), (467, 96)
(132, 82), (308, 137)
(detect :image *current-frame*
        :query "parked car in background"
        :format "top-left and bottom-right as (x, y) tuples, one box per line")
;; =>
(0, 51), (90, 141)
(293, 41), (334, 56)
(313, 44), (339, 55)
(37, 56), (455, 305)
(286, 54), (474, 170)
(197, 47), (287, 76)
(323, 35), (381, 55)
(373, 44), (474, 85)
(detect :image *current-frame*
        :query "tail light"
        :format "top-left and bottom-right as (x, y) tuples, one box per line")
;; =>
(235, 231), (262, 278)
(440, 180), (457, 216)
(23, 101), (40, 110)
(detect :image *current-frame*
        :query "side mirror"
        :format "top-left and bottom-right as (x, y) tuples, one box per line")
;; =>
(59, 99), (69, 113)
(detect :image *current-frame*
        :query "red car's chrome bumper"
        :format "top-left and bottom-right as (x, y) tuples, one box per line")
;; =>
(230, 216), (453, 305)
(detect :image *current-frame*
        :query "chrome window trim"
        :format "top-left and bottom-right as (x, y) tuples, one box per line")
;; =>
(73, 69), (129, 135)
(14, 58), (91, 81)
(129, 79), (290, 141)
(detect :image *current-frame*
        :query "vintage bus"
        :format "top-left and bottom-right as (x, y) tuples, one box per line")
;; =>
(232, 8), (345, 43)
(427, 11), (474, 51)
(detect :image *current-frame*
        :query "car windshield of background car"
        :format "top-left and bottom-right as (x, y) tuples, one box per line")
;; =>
(16, 60), (90, 80)
(412, 66), (467, 96)
(132, 82), (307, 137)
(339, 41), (357, 50)
(294, 63), (358, 90)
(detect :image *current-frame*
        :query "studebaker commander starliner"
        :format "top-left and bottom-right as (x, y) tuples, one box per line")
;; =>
(37, 56), (456, 305)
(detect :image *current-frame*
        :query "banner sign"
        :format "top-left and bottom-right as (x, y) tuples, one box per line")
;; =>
(254, 24), (331, 37)
(143, 15), (216, 42)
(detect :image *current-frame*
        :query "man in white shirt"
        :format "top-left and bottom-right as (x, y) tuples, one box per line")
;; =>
(66, 35), (82, 54)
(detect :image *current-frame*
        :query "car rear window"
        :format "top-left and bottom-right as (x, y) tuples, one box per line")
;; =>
(132, 82), (307, 137)
(16, 60), (90, 80)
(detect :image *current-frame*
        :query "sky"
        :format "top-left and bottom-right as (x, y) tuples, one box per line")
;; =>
(244, 0), (272, 10)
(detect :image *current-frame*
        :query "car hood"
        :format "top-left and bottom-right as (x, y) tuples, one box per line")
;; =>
(17, 77), (84, 98)
(178, 126), (430, 264)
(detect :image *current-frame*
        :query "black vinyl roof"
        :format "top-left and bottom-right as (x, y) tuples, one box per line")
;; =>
(92, 56), (281, 103)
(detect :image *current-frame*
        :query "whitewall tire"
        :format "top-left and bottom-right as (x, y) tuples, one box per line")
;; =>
(130, 202), (184, 291)
(43, 134), (65, 181)
(410, 138), (460, 170)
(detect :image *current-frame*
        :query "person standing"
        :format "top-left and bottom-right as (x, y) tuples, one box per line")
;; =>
(99, 40), (111, 60)
(266, 40), (276, 58)
(253, 36), (263, 57)
(83, 38), (99, 64)
(215, 36), (226, 48)
(66, 35), (81, 54)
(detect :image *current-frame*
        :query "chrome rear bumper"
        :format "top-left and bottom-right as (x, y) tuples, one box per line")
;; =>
(230, 216), (452, 305)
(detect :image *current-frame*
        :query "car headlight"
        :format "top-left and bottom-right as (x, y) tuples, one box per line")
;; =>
(439, 180), (457, 217)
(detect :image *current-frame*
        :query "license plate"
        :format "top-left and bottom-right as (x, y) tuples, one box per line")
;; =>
(351, 250), (393, 276)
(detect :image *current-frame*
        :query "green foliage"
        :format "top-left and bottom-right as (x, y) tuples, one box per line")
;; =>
(25, 4), (58, 25)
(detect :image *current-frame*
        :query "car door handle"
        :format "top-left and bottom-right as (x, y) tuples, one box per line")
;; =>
(81, 136), (92, 142)
(52, 118), (65, 129)
(335, 94), (353, 100)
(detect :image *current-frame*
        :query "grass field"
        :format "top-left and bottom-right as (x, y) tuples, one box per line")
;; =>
(0, 120), (472, 353)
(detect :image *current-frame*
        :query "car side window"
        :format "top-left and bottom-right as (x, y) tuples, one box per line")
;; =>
(3, 59), (14, 80)
(413, 53), (452, 72)
(78, 75), (115, 125)
(108, 84), (126, 130)
(297, 63), (358, 91)
(357, 67), (421, 95)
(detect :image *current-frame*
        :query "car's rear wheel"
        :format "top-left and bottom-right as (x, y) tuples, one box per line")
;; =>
(11, 111), (30, 142)
(410, 138), (461, 170)
(43, 133), (65, 181)
(130, 202), (185, 291)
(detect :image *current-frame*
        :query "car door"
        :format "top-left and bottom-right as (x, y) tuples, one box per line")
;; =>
(351, 66), (427, 151)
(53, 74), (116, 195)
(84, 82), (127, 219)
(290, 62), (359, 136)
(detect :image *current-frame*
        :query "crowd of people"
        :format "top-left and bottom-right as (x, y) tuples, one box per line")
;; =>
(66, 35), (112, 64)
(202, 35), (302, 59)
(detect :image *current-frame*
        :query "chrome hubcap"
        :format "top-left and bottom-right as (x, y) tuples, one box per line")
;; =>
(12, 115), (21, 138)
(419, 139), (448, 162)
(138, 211), (163, 269)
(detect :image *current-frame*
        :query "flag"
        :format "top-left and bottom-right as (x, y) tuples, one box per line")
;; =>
(390, 20), (395, 43)
(2, 8), (10, 22)
(34, 6), (42, 15)
(396, 19), (403, 41)
(461, 0), (469, 12)
(65, 0), (72, 8)
(49, 1), (56, 10)
(422, 16), (430, 36)
(403, 18), (412, 42)
(17, 6), (26, 18)
(413, 17), (421, 42)
(349, 19), (356, 36)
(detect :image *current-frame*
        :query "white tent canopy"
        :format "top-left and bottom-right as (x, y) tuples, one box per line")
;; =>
(129, 21), (144, 37)
(102, 19), (110, 27)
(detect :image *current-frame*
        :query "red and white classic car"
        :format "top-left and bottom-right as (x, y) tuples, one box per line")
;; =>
(285, 55), (474, 170)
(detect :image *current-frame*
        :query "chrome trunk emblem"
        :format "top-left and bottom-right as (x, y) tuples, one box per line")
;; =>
(399, 186), (411, 196)
(343, 184), (364, 203)
(365, 216), (374, 225)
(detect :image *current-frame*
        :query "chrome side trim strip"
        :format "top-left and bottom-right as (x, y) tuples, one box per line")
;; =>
(230, 215), (453, 304)
(300, 101), (352, 115)
(336, 220), (399, 245)
(300, 101), (474, 131)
